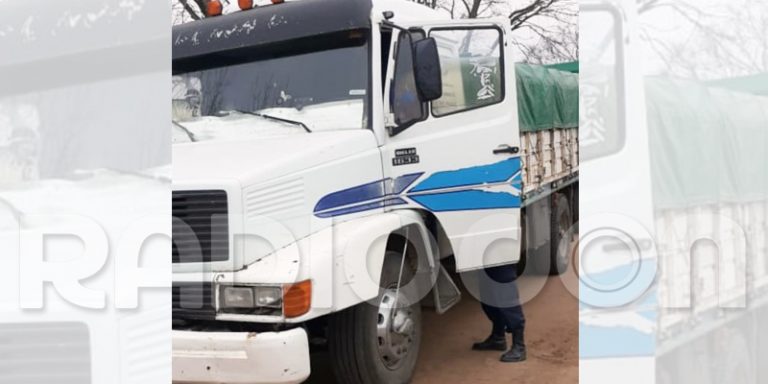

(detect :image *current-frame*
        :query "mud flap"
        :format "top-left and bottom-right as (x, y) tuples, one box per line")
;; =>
(432, 264), (461, 314)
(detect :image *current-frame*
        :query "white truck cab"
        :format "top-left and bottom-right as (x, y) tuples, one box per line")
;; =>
(172, 1), (577, 383)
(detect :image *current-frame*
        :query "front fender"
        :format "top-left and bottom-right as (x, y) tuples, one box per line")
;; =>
(214, 210), (435, 323)
(333, 210), (436, 313)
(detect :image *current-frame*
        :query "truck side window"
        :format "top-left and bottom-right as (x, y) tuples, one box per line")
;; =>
(429, 28), (503, 117)
(381, 30), (392, 95)
(392, 32), (426, 127)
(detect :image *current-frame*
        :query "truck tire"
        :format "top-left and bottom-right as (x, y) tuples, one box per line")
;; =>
(533, 194), (571, 275)
(572, 185), (579, 222)
(516, 213), (528, 276)
(328, 253), (422, 384)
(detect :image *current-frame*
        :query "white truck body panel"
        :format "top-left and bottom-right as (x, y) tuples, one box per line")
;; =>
(173, 328), (310, 384)
(174, 210), (434, 323)
(381, 19), (524, 271)
(173, 129), (383, 273)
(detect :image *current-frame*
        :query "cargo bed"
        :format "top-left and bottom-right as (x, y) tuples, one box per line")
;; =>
(514, 63), (579, 200)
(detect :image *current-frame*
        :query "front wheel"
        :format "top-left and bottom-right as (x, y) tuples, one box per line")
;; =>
(328, 254), (422, 384)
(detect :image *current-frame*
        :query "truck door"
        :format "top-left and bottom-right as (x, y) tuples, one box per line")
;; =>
(382, 20), (521, 272)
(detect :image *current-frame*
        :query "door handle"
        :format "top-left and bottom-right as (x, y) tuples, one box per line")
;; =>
(493, 144), (519, 155)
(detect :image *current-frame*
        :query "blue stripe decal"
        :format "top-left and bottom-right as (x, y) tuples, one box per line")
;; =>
(409, 190), (521, 212)
(409, 158), (521, 193)
(315, 197), (408, 218)
(384, 197), (408, 207)
(315, 200), (384, 218)
(313, 159), (522, 218)
(393, 173), (423, 194)
(314, 179), (385, 212)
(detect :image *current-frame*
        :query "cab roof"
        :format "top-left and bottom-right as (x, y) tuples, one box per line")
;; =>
(172, 0), (372, 62)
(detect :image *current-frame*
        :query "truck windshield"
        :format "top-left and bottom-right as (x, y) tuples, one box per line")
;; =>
(172, 34), (369, 134)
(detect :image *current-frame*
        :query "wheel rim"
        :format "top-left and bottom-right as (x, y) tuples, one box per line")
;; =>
(376, 287), (416, 370)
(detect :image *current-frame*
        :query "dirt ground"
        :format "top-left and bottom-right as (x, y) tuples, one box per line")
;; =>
(307, 263), (579, 384)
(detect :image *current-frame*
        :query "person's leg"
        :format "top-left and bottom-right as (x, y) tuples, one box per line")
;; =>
(500, 306), (527, 362)
(472, 268), (509, 351)
(481, 302), (506, 337)
(494, 264), (525, 332)
(473, 302), (508, 351)
(492, 264), (526, 362)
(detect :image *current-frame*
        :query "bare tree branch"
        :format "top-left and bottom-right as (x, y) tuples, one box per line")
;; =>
(507, 0), (578, 63)
(179, 0), (203, 21)
(509, 0), (557, 30)
(637, 0), (768, 79)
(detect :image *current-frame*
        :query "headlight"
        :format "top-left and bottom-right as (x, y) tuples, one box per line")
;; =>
(217, 281), (311, 318)
(218, 285), (283, 315)
(221, 286), (255, 308)
(254, 287), (282, 308)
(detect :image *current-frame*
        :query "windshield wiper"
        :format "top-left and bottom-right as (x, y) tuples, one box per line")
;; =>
(234, 110), (311, 133)
(173, 120), (197, 142)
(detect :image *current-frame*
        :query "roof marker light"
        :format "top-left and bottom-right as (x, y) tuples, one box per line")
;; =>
(207, 0), (223, 16)
(238, 0), (254, 10)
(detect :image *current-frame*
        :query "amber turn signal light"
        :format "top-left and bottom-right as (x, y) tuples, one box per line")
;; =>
(238, 0), (253, 10)
(283, 280), (311, 318)
(207, 0), (223, 16)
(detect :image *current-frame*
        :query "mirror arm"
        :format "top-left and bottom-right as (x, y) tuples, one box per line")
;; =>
(389, 121), (416, 137)
(381, 20), (409, 33)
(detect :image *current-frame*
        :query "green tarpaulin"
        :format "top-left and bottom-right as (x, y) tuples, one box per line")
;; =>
(515, 63), (579, 133)
(545, 61), (579, 74)
(707, 73), (768, 96)
(646, 76), (768, 210)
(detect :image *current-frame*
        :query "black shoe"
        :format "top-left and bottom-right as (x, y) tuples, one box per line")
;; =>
(472, 335), (507, 351)
(500, 329), (526, 362)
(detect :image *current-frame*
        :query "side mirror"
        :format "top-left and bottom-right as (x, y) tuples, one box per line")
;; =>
(412, 38), (442, 102)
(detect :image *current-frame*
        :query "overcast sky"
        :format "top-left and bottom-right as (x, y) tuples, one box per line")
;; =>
(637, 0), (768, 79)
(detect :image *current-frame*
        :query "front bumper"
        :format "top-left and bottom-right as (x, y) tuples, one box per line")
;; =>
(172, 328), (310, 384)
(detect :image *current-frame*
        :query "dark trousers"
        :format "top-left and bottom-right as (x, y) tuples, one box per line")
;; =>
(479, 264), (525, 336)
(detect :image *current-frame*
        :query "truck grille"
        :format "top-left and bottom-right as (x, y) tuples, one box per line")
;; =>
(0, 322), (91, 383)
(172, 282), (216, 321)
(172, 190), (229, 263)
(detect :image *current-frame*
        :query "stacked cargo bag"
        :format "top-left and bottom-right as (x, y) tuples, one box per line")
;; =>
(515, 63), (579, 196)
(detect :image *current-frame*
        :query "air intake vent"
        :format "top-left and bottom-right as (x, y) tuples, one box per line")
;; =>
(172, 282), (216, 321)
(172, 190), (229, 263)
(0, 322), (91, 383)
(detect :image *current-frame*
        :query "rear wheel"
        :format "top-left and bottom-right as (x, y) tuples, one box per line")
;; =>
(516, 213), (528, 275)
(328, 253), (422, 384)
(533, 194), (572, 275)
